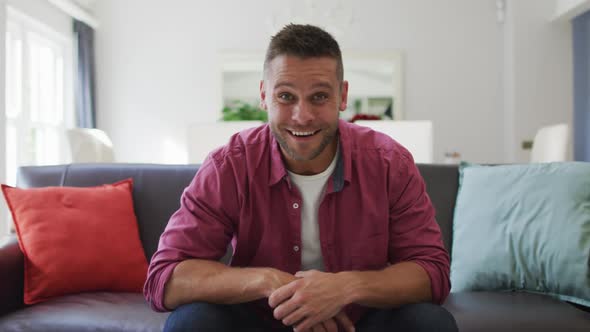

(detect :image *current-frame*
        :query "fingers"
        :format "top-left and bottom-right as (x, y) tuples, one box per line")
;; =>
(291, 311), (350, 332)
(311, 324), (327, 332)
(294, 314), (323, 332)
(269, 280), (299, 308)
(273, 296), (301, 320)
(322, 319), (338, 332)
(282, 306), (307, 327)
(335, 311), (355, 332)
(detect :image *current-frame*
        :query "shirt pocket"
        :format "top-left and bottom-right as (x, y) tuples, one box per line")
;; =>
(350, 232), (389, 271)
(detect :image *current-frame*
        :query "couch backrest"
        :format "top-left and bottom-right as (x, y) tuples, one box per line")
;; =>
(416, 164), (460, 256)
(17, 164), (199, 260)
(16, 163), (460, 260)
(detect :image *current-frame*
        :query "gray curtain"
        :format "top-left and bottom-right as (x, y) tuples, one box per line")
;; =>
(73, 19), (96, 128)
(573, 11), (590, 161)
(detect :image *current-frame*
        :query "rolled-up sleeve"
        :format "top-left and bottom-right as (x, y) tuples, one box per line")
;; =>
(144, 155), (239, 311)
(387, 149), (451, 304)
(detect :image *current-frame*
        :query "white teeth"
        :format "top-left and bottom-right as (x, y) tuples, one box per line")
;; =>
(291, 131), (315, 136)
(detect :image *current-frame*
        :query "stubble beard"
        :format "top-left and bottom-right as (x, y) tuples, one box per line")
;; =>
(271, 122), (338, 161)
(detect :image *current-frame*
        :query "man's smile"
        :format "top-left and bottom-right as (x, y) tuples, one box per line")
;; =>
(286, 129), (321, 139)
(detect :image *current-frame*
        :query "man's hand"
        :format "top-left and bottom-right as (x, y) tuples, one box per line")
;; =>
(297, 310), (353, 332)
(262, 268), (298, 297)
(269, 270), (355, 332)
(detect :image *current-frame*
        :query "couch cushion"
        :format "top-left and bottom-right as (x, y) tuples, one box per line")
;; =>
(2, 179), (148, 304)
(451, 162), (590, 306)
(443, 292), (590, 331)
(0, 292), (169, 332)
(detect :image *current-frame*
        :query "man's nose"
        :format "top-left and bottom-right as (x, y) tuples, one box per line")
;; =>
(292, 101), (314, 124)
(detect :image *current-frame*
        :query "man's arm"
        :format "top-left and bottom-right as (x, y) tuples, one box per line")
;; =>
(144, 155), (245, 312)
(163, 259), (294, 309)
(164, 260), (355, 332)
(340, 261), (431, 308)
(145, 156), (298, 310)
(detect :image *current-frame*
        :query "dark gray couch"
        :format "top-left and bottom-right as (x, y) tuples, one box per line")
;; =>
(0, 163), (588, 331)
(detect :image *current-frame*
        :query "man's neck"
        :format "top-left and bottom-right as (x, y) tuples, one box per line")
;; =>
(283, 139), (338, 176)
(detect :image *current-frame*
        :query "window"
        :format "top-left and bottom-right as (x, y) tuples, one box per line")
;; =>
(5, 7), (74, 186)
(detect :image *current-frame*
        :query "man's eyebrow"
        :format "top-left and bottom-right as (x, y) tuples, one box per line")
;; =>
(274, 82), (295, 89)
(311, 82), (333, 90)
(273, 82), (334, 90)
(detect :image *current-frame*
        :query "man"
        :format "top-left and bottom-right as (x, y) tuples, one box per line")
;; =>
(145, 24), (458, 332)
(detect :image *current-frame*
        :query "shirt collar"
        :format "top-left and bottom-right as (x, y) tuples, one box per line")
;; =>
(268, 129), (288, 186)
(331, 119), (352, 192)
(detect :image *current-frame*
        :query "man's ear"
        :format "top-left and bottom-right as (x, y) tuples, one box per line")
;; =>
(339, 80), (349, 111)
(259, 80), (267, 110)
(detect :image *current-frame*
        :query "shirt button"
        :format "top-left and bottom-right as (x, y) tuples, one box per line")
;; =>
(293, 245), (300, 252)
(292, 203), (299, 209)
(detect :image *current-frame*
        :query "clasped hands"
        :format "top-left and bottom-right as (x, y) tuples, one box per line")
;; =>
(267, 269), (356, 332)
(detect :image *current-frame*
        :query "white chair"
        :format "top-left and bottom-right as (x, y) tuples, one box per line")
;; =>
(66, 128), (115, 163)
(188, 121), (264, 163)
(354, 120), (434, 163)
(530, 123), (569, 163)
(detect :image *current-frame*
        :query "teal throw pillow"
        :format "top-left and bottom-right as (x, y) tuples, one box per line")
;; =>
(451, 162), (590, 307)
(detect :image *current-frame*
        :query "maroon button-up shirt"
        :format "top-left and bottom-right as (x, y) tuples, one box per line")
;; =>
(144, 119), (450, 324)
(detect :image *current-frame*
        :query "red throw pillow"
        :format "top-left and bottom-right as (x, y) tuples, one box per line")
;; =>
(1, 179), (148, 304)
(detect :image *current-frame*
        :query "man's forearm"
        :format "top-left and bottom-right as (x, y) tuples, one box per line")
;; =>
(163, 259), (286, 310)
(340, 261), (432, 308)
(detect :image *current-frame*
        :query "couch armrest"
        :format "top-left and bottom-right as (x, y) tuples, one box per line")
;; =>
(0, 234), (24, 315)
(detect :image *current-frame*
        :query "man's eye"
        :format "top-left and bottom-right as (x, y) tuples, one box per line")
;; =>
(278, 93), (294, 101)
(312, 94), (328, 102)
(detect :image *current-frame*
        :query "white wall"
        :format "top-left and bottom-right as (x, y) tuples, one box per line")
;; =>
(508, 0), (573, 162)
(93, 0), (572, 164)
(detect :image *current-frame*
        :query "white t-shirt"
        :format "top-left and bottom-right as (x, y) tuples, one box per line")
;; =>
(287, 148), (339, 271)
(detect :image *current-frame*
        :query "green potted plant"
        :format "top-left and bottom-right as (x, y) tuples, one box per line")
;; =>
(221, 100), (268, 122)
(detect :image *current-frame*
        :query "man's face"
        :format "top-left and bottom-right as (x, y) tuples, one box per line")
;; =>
(260, 55), (348, 170)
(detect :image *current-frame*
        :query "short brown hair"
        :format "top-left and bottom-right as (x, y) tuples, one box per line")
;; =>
(263, 24), (343, 82)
